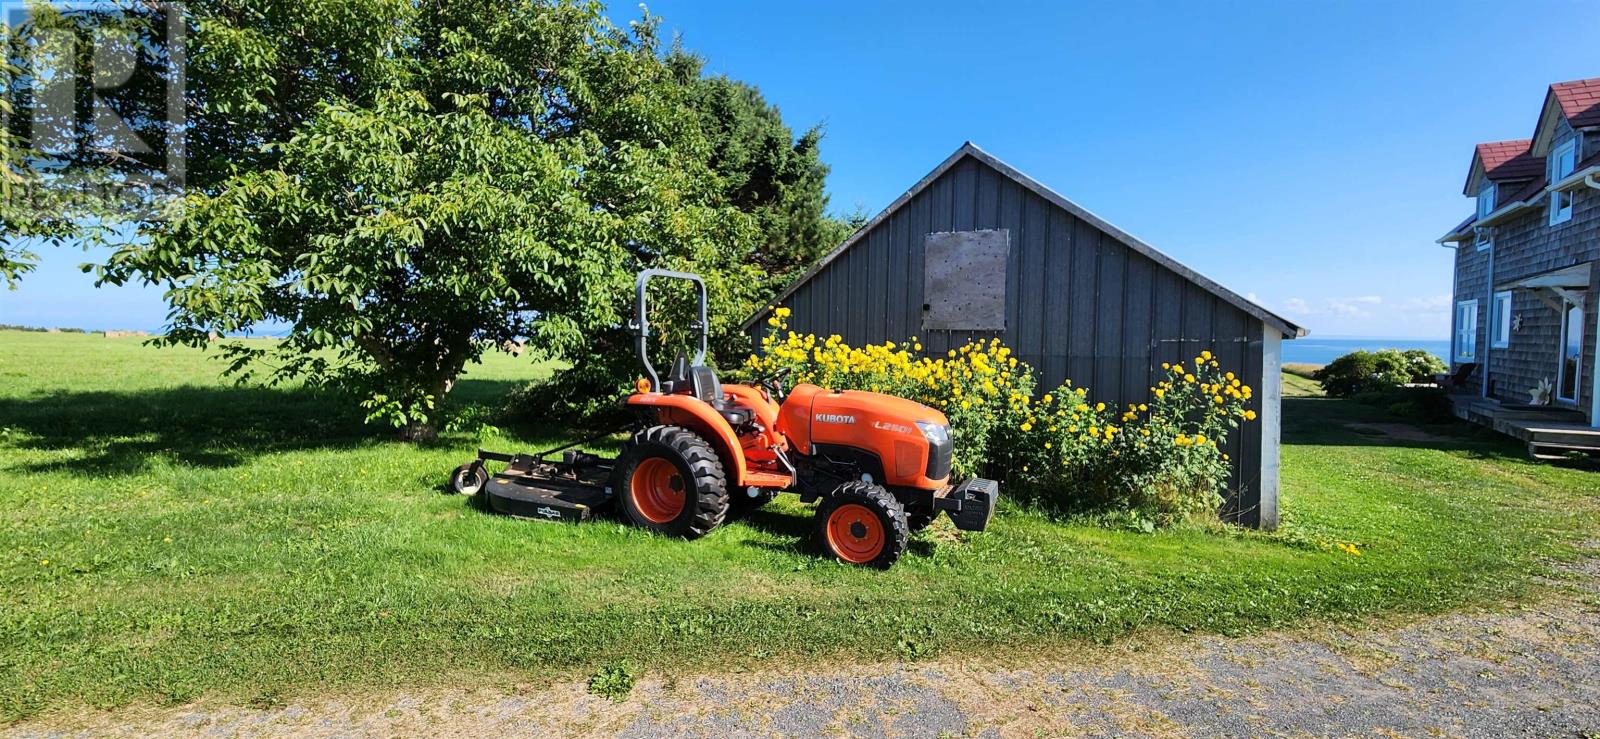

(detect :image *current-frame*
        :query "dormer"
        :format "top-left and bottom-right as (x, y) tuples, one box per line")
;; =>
(1530, 77), (1600, 157)
(1463, 140), (1541, 202)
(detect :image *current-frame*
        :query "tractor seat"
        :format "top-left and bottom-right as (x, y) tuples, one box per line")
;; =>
(687, 365), (752, 428)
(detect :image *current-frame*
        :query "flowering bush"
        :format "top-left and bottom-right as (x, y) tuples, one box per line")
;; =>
(1007, 355), (1255, 523)
(746, 311), (1257, 524)
(747, 309), (1033, 478)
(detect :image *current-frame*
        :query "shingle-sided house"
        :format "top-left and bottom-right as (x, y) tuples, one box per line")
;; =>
(743, 143), (1305, 528)
(1438, 77), (1600, 451)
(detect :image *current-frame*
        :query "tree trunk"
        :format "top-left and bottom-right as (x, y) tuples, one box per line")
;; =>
(400, 420), (438, 442)
(397, 371), (458, 442)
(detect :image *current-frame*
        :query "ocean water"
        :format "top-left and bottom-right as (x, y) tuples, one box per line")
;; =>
(1282, 337), (1449, 367)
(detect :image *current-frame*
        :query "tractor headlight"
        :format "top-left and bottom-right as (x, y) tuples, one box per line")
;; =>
(915, 421), (950, 443)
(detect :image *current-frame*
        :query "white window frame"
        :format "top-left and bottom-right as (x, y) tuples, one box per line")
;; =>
(1475, 229), (1493, 252)
(1491, 291), (1512, 349)
(1455, 299), (1478, 362)
(1549, 139), (1576, 225)
(1477, 183), (1497, 220)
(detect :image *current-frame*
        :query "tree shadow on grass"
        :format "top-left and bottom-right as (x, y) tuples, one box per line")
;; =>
(0, 378), (525, 477)
(1283, 397), (1522, 452)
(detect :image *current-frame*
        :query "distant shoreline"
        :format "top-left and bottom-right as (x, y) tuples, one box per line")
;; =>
(1283, 337), (1448, 366)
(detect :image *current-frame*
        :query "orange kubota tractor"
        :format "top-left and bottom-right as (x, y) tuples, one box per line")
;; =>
(450, 269), (998, 568)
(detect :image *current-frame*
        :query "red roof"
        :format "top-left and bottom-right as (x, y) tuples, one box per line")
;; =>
(1499, 174), (1548, 208)
(1475, 140), (1542, 181)
(1551, 77), (1600, 129)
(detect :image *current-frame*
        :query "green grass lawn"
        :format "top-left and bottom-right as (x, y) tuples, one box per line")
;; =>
(1, 330), (1596, 720)
(1281, 370), (1324, 398)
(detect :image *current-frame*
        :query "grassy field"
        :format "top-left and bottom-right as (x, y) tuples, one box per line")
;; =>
(1, 330), (1596, 720)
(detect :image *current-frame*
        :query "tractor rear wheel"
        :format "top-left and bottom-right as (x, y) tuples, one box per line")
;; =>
(613, 425), (729, 539)
(814, 481), (909, 569)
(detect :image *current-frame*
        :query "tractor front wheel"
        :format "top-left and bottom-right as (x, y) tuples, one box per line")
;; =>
(814, 481), (909, 569)
(613, 425), (729, 539)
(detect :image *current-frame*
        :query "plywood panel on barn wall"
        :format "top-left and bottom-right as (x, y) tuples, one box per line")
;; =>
(923, 229), (1010, 332)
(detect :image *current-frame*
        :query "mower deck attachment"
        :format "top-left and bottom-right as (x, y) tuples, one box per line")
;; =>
(451, 448), (614, 523)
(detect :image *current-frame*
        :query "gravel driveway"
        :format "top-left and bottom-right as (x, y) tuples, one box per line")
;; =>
(8, 558), (1599, 738)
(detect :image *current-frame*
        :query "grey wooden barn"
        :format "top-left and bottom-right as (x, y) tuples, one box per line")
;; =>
(742, 143), (1305, 528)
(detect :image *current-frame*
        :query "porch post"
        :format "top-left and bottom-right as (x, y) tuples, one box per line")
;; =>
(1258, 325), (1282, 530)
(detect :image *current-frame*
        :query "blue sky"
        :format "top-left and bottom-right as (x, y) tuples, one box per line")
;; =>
(5, 1), (1599, 338)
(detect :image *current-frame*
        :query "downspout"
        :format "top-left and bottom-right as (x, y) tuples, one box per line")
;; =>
(1483, 233), (1494, 399)
(1588, 173), (1600, 427)
(1449, 242), (1460, 374)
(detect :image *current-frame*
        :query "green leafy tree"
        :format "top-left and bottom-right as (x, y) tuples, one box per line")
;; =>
(667, 50), (847, 280)
(497, 46), (877, 421)
(82, 0), (761, 439)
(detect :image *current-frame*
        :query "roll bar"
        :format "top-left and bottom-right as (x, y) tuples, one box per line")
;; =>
(631, 268), (708, 390)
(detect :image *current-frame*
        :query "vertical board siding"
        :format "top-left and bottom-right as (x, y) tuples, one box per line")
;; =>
(1068, 220), (1100, 386)
(759, 157), (1274, 523)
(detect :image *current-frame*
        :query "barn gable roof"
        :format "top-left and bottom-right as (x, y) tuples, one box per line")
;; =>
(741, 142), (1306, 338)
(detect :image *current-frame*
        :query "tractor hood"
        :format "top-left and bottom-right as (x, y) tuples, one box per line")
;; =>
(778, 384), (954, 488)
(813, 388), (948, 429)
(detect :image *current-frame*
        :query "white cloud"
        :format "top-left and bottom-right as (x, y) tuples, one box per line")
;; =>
(1274, 293), (1452, 337)
(1280, 295), (1380, 317)
(1402, 293), (1451, 311)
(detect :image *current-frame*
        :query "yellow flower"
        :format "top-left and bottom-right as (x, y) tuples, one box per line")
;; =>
(1020, 422), (1033, 432)
(1184, 374), (1196, 383)
(1094, 402), (1106, 412)
(775, 307), (792, 318)
(1201, 350), (1212, 361)
(1243, 410), (1257, 421)
(1154, 388), (1165, 399)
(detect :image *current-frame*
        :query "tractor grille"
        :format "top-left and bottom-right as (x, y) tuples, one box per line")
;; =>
(925, 431), (953, 480)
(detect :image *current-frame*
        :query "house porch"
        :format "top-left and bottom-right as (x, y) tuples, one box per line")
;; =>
(1449, 394), (1600, 459)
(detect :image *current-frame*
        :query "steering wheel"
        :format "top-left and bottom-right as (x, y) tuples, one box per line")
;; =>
(757, 367), (791, 399)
